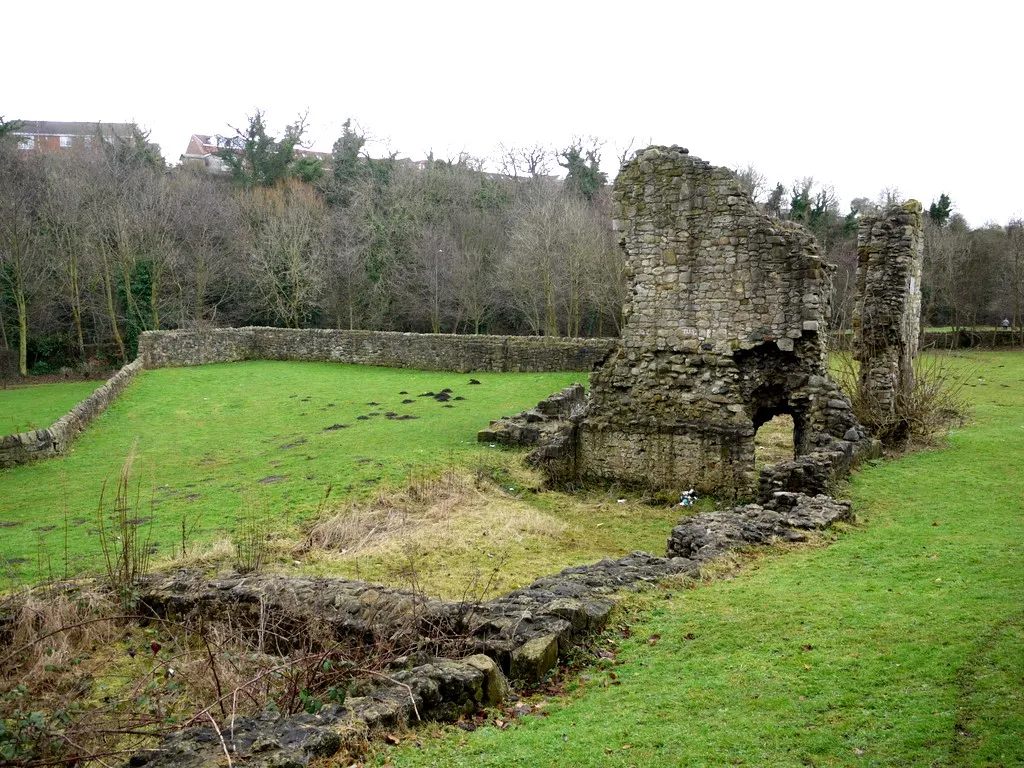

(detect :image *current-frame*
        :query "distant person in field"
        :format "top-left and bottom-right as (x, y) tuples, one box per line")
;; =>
(1002, 318), (1011, 330)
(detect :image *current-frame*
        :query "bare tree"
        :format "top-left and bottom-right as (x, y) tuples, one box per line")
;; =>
(0, 145), (47, 375)
(922, 217), (973, 328)
(615, 138), (638, 169)
(502, 181), (618, 336)
(451, 208), (501, 334)
(394, 225), (461, 334)
(497, 143), (552, 179)
(166, 170), (246, 328)
(242, 180), (328, 328)
(325, 203), (373, 330)
(1004, 220), (1024, 336)
(504, 181), (563, 335)
(39, 153), (92, 362)
(731, 163), (769, 203)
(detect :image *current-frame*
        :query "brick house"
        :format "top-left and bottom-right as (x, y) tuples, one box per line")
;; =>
(180, 133), (228, 172)
(11, 120), (137, 154)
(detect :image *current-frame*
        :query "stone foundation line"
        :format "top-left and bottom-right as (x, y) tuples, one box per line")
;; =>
(128, 491), (851, 768)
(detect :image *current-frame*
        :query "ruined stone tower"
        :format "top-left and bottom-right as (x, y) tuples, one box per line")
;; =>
(574, 146), (869, 496)
(852, 201), (925, 429)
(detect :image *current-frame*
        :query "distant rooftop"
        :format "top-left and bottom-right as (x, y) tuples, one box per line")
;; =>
(12, 120), (136, 137)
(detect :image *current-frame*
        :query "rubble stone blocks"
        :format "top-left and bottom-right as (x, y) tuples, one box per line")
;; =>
(573, 146), (873, 497)
(852, 201), (925, 427)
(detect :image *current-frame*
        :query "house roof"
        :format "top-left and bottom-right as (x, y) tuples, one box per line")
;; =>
(12, 120), (136, 138)
(183, 133), (332, 163)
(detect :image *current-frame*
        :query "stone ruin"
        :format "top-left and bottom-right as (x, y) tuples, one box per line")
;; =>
(852, 201), (925, 431)
(483, 146), (904, 499)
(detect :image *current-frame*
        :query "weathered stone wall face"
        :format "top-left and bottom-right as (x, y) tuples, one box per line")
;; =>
(138, 328), (617, 373)
(575, 146), (870, 496)
(853, 201), (925, 420)
(0, 359), (142, 468)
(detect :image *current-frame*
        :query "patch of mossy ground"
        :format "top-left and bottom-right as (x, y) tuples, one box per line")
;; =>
(0, 379), (101, 435)
(377, 351), (1024, 767)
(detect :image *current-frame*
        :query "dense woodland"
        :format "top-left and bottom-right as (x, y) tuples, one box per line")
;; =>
(1, 113), (1022, 377)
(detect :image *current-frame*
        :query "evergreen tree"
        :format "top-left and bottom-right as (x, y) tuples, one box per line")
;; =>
(218, 110), (307, 188)
(292, 156), (324, 183)
(558, 139), (607, 202)
(764, 183), (786, 218)
(0, 116), (24, 141)
(928, 193), (952, 226)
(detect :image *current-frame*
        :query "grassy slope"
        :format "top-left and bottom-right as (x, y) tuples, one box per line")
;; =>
(383, 351), (1024, 767)
(0, 362), (582, 580)
(0, 380), (101, 435)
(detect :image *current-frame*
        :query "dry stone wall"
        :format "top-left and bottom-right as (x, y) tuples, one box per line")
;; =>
(573, 146), (874, 497)
(853, 201), (925, 422)
(138, 328), (616, 373)
(0, 359), (142, 468)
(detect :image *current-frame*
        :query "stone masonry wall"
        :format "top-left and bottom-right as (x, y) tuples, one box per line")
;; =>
(138, 328), (617, 373)
(0, 358), (143, 468)
(852, 201), (925, 422)
(575, 146), (873, 496)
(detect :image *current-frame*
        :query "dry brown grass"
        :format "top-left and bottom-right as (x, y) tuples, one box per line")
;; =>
(299, 464), (569, 599)
(832, 351), (972, 448)
(3, 585), (119, 680)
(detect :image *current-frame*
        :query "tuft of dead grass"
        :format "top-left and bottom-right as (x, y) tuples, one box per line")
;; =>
(299, 464), (569, 598)
(833, 351), (973, 448)
(3, 585), (119, 680)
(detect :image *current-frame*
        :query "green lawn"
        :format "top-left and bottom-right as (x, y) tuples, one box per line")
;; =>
(0, 380), (102, 435)
(0, 362), (581, 581)
(382, 351), (1024, 767)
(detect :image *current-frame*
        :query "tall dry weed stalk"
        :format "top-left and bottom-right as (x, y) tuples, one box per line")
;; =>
(96, 441), (154, 607)
(233, 491), (272, 574)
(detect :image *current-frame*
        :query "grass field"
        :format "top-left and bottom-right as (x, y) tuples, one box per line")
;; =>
(0, 362), (586, 582)
(3, 352), (1021, 765)
(378, 351), (1024, 767)
(0, 380), (102, 435)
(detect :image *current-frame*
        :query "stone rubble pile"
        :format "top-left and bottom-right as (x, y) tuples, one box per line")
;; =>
(667, 492), (852, 560)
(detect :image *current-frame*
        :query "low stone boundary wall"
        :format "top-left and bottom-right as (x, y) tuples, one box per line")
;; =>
(831, 330), (1023, 350)
(138, 328), (618, 373)
(0, 358), (143, 468)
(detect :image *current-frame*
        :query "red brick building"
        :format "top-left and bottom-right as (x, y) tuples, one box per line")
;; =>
(11, 120), (137, 154)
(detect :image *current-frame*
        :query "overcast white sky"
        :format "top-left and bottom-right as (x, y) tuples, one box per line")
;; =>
(7, 0), (1021, 227)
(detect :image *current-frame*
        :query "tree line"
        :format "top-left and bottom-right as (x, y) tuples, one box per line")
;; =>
(2, 113), (1021, 378)
(0, 114), (622, 376)
(733, 167), (1024, 335)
